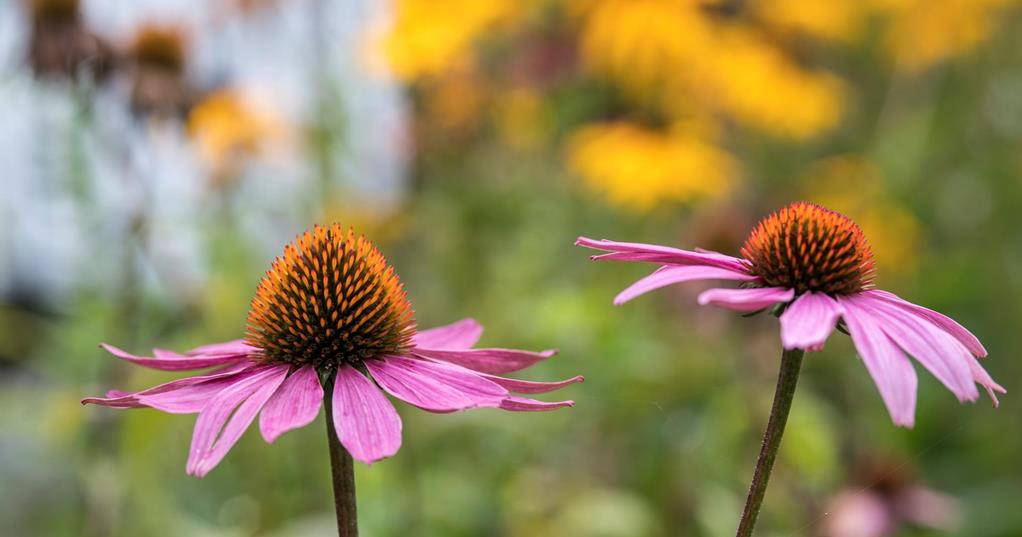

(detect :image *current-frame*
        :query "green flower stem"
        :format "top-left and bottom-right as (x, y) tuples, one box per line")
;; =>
(735, 347), (805, 537)
(323, 383), (358, 537)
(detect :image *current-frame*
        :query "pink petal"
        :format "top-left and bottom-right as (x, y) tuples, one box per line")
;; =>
(102, 343), (249, 371)
(779, 292), (844, 351)
(259, 365), (324, 443)
(866, 290), (987, 357)
(614, 265), (759, 305)
(858, 296), (978, 403)
(965, 354), (1006, 406)
(413, 347), (556, 374)
(575, 237), (749, 272)
(82, 362), (255, 411)
(697, 287), (795, 312)
(187, 339), (260, 356)
(481, 374), (584, 394)
(186, 365), (289, 476)
(499, 396), (575, 412)
(365, 355), (507, 412)
(841, 297), (918, 427)
(332, 365), (402, 464)
(412, 318), (483, 350)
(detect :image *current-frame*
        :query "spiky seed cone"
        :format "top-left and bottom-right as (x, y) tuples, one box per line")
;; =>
(246, 225), (415, 369)
(741, 202), (876, 296)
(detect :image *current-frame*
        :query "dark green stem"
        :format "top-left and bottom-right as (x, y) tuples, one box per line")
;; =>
(735, 347), (805, 537)
(323, 384), (358, 537)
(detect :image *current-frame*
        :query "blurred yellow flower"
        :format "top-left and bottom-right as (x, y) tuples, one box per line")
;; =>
(878, 0), (1018, 72)
(382, 0), (522, 80)
(420, 70), (487, 134)
(805, 155), (921, 275)
(575, 0), (845, 140)
(710, 28), (845, 140)
(567, 122), (736, 211)
(187, 89), (285, 182)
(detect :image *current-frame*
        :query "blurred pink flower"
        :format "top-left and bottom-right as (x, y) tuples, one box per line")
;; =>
(85, 226), (579, 476)
(578, 201), (1003, 427)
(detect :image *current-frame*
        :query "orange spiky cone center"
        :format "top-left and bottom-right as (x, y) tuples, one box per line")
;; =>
(741, 202), (876, 296)
(245, 225), (416, 368)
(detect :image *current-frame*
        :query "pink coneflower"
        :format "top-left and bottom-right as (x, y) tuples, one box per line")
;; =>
(85, 225), (579, 534)
(578, 201), (1002, 537)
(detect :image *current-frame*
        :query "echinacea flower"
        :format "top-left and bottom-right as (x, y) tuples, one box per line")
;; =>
(578, 201), (1003, 427)
(85, 225), (579, 477)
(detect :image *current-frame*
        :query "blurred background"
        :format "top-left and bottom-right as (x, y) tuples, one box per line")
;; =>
(1, 0), (1021, 535)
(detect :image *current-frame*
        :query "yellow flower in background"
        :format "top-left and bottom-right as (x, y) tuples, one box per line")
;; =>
(382, 0), (522, 80)
(187, 89), (286, 183)
(805, 155), (921, 275)
(420, 70), (487, 134)
(877, 0), (1018, 72)
(710, 28), (845, 140)
(567, 122), (736, 211)
(574, 0), (845, 140)
(575, 0), (714, 99)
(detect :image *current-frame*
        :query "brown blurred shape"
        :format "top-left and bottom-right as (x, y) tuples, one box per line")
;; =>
(27, 0), (113, 83)
(128, 24), (193, 119)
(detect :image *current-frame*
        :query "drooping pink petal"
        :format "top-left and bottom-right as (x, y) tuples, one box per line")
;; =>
(82, 362), (256, 410)
(187, 339), (260, 356)
(190, 365), (290, 477)
(332, 365), (402, 464)
(964, 354), (1006, 406)
(186, 365), (287, 476)
(499, 396), (576, 412)
(697, 287), (795, 312)
(413, 347), (556, 375)
(481, 374), (585, 394)
(614, 265), (759, 305)
(412, 319), (483, 350)
(866, 290), (987, 357)
(841, 297), (918, 427)
(858, 296), (978, 403)
(101, 343), (249, 371)
(575, 237), (750, 272)
(259, 365), (324, 443)
(365, 355), (507, 412)
(779, 292), (844, 351)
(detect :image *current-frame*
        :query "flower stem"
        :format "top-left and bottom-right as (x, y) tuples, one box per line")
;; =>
(735, 347), (805, 537)
(323, 387), (358, 537)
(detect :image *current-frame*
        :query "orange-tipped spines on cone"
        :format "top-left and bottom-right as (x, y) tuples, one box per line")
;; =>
(741, 201), (876, 295)
(246, 225), (416, 368)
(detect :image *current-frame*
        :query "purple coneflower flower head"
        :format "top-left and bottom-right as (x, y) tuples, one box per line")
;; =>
(85, 225), (580, 476)
(578, 201), (1003, 427)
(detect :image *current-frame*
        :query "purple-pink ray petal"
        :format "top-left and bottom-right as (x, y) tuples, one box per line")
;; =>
(841, 297), (918, 427)
(965, 354), (1006, 406)
(186, 365), (287, 476)
(499, 396), (576, 412)
(866, 290), (987, 357)
(858, 296), (979, 403)
(413, 319), (484, 350)
(259, 365), (324, 443)
(187, 339), (260, 356)
(332, 365), (402, 464)
(101, 343), (249, 371)
(697, 287), (795, 312)
(366, 355), (508, 412)
(614, 265), (759, 305)
(481, 374), (585, 394)
(779, 292), (844, 351)
(413, 347), (557, 374)
(575, 237), (750, 272)
(190, 365), (290, 477)
(82, 362), (255, 410)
